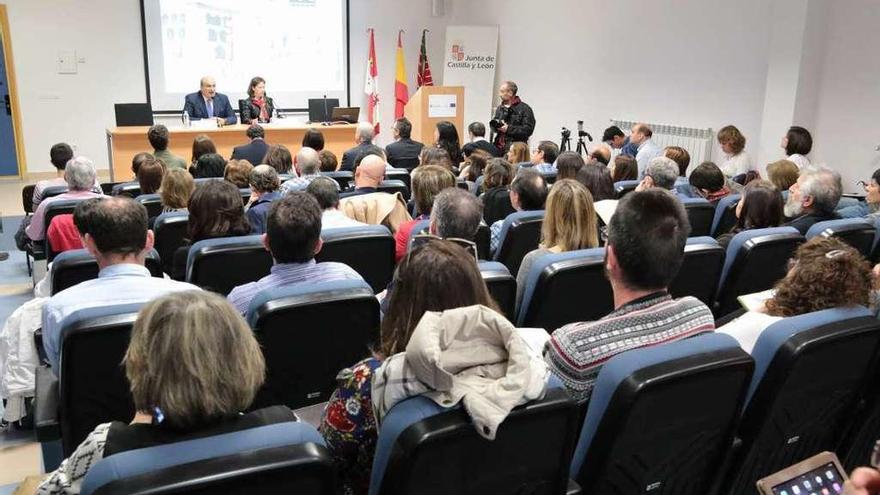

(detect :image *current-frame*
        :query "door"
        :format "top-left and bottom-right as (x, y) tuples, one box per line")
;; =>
(0, 9), (17, 176)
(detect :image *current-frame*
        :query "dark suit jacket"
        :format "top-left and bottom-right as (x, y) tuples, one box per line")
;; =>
(231, 138), (270, 166)
(385, 138), (424, 170)
(784, 211), (839, 236)
(183, 92), (237, 125)
(462, 139), (502, 158)
(239, 97), (276, 125)
(340, 142), (373, 172)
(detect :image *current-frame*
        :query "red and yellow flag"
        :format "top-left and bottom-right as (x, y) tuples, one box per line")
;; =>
(394, 31), (409, 119)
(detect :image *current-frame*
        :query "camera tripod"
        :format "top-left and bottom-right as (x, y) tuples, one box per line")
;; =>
(560, 129), (590, 155)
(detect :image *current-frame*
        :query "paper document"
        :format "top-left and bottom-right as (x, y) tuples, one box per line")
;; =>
(594, 199), (619, 225)
(737, 289), (775, 312)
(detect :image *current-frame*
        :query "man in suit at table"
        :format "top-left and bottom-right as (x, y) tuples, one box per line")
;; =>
(183, 76), (237, 127)
(231, 125), (270, 166)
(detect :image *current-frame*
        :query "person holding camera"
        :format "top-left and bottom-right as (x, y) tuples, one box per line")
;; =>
(491, 80), (535, 153)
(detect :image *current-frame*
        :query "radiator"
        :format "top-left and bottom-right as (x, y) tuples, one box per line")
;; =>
(610, 119), (715, 165)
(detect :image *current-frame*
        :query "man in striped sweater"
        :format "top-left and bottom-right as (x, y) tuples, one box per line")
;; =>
(544, 189), (715, 404)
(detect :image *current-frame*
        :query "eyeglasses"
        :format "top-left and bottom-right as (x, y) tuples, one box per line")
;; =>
(407, 233), (479, 263)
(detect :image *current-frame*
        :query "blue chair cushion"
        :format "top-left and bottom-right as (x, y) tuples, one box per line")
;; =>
(478, 260), (509, 273)
(80, 421), (324, 494)
(687, 236), (719, 246)
(493, 210), (545, 261)
(710, 194), (741, 236)
(570, 332), (743, 476)
(745, 306), (873, 404)
(805, 217), (874, 240)
(515, 248), (605, 325)
(245, 278), (373, 327)
(717, 226), (800, 292)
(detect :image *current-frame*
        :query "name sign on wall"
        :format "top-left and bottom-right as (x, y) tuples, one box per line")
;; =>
(442, 26), (499, 133)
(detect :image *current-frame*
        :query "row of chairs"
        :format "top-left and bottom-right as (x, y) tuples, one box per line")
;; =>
(36, 304), (880, 494)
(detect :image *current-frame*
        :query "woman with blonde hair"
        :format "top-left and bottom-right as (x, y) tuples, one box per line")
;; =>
(37, 291), (293, 495)
(506, 141), (529, 165)
(159, 168), (194, 214)
(766, 159), (799, 192)
(515, 179), (600, 308)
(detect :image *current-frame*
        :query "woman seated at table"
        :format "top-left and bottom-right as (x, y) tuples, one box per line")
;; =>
(37, 290), (291, 495)
(239, 76), (275, 125)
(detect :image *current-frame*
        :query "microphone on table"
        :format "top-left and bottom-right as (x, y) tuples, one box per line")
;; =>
(323, 94), (329, 122)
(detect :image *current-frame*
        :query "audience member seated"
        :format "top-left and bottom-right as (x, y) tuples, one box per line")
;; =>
(430, 188), (484, 241)
(46, 214), (83, 256)
(262, 144), (293, 174)
(782, 125), (813, 169)
(136, 155), (165, 195)
(715, 179), (784, 249)
(26, 157), (104, 243)
(280, 147), (329, 193)
(394, 165), (456, 262)
(341, 122), (375, 172)
(341, 154), (385, 198)
(840, 168), (880, 220)
(783, 165), (842, 235)
(588, 144), (611, 167)
(190, 134), (217, 169)
(189, 152), (226, 179)
(489, 169), (548, 255)
(42, 197), (199, 375)
(147, 124), (187, 170)
(480, 158), (516, 224)
(611, 154), (638, 182)
(223, 159), (254, 188)
(458, 149), (490, 183)
(38, 290), (285, 495)
(556, 151), (585, 180)
(385, 117), (424, 169)
(351, 144), (386, 171)
(159, 168), (193, 215)
(462, 121), (502, 158)
(419, 146), (454, 170)
(516, 179), (600, 308)
(171, 180), (251, 280)
(544, 189), (714, 403)
(576, 164), (616, 201)
(718, 237), (872, 353)
(766, 158), (800, 191)
(318, 149), (338, 172)
(688, 161), (732, 205)
(32, 143), (76, 210)
(530, 140), (558, 174)
(506, 141), (530, 166)
(717, 125), (754, 178)
(435, 120), (463, 167)
(227, 192), (363, 314)
(301, 128), (325, 151)
(319, 241), (503, 494)
(245, 165), (282, 235)
(634, 156), (680, 192)
(631, 123), (662, 176)
(306, 176), (367, 229)
(664, 145), (692, 195)
(231, 124), (270, 167)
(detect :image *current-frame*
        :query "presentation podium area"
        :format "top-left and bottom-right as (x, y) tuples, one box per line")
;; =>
(105, 122), (358, 181)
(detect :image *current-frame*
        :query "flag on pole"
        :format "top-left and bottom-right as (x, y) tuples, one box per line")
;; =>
(364, 28), (380, 134)
(417, 29), (434, 87)
(394, 31), (409, 119)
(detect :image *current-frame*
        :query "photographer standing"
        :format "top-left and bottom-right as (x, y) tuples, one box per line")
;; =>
(492, 81), (536, 153)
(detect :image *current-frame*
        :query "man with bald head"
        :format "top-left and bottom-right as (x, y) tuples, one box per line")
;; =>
(341, 154), (386, 198)
(630, 123), (662, 177)
(340, 122), (376, 171)
(280, 147), (338, 194)
(183, 76), (237, 126)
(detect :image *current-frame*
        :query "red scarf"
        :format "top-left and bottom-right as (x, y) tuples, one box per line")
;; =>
(706, 185), (731, 203)
(253, 97), (269, 121)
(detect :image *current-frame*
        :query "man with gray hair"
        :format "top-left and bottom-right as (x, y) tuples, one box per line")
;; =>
(280, 147), (338, 194)
(340, 122), (375, 171)
(636, 156), (680, 192)
(783, 165), (842, 235)
(246, 164), (282, 234)
(26, 156), (104, 242)
(430, 188), (484, 240)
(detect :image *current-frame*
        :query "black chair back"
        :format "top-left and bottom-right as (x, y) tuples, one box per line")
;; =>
(112, 182), (141, 198)
(316, 226), (395, 293)
(320, 171), (353, 190)
(520, 254), (613, 330)
(377, 179), (410, 201)
(249, 282), (380, 410)
(41, 185), (69, 200)
(384, 169), (411, 190)
(153, 212), (189, 275)
(475, 223), (490, 260)
(185, 236), (273, 295)
(683, 200), (715, 237)
(670, 239), (725, 306)
(51, 249), (163, 295)
(135, 194), (163, 219)
(374, 388), (578, 495)
(479, 262), (516, 321)
(494, 213), (543, 276)
(100, 182), (120, 195)
(22, 184), (35, 214)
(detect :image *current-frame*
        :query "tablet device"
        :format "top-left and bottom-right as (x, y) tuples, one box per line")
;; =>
(330, 107), (360, 124)
(756, 451), (847, 495)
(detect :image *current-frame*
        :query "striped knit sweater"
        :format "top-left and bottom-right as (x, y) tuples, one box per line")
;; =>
(544, 292), (715, 404)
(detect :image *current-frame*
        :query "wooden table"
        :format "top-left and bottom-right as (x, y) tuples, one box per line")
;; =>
(105, 122), (358, 181)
